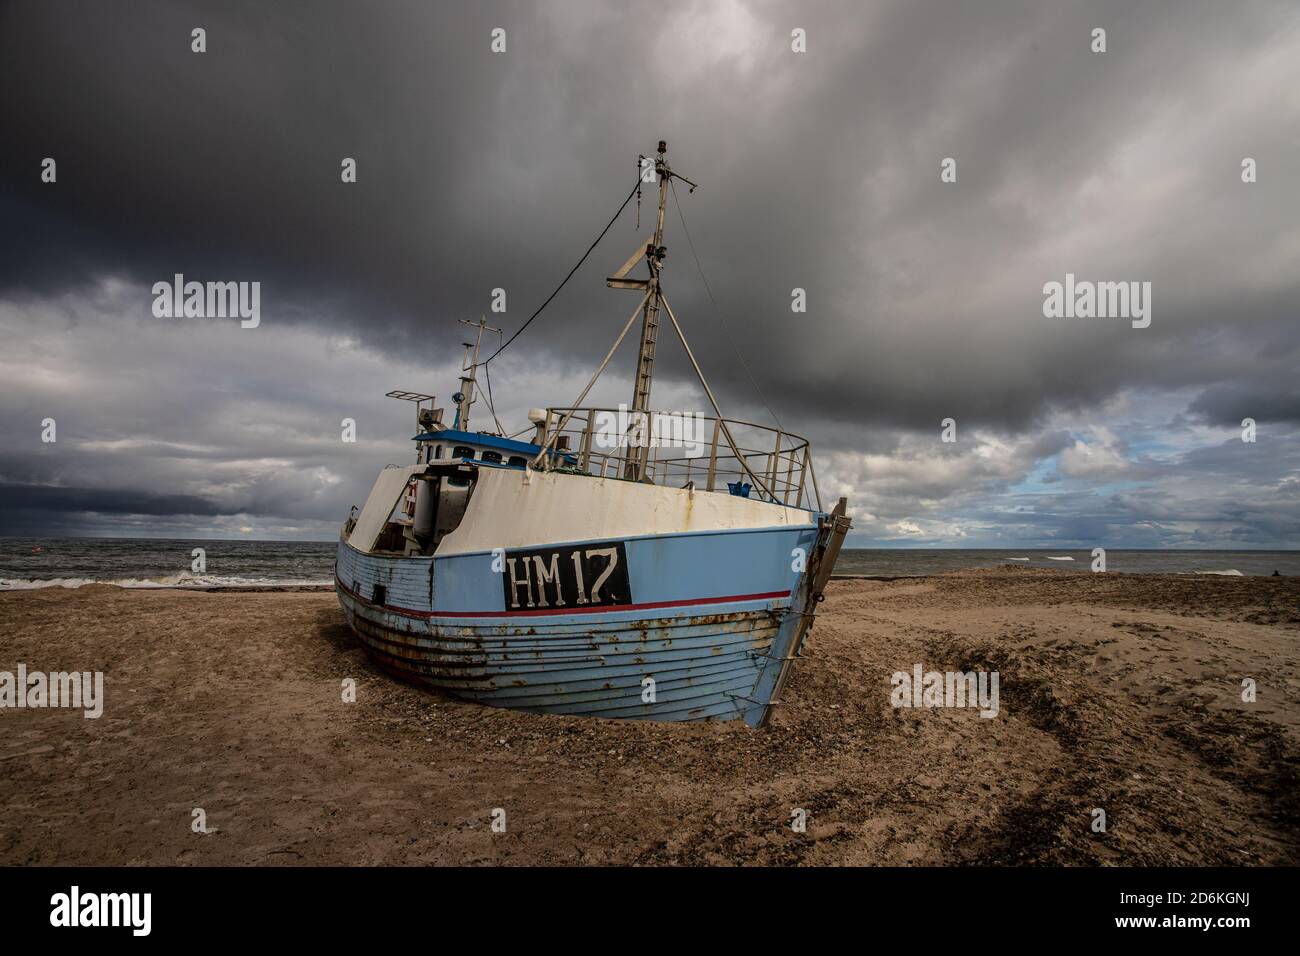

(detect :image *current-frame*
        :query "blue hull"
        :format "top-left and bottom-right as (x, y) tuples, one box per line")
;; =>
(335, 522), (840, 726)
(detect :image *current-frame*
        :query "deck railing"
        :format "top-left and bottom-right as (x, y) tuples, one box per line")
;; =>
(534, 406), (821, 511)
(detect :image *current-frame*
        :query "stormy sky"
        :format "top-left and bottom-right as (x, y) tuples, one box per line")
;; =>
(1, 0), (1297, 547)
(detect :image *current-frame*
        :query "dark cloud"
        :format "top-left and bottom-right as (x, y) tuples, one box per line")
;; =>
(1187, 381), (1300, 427)
(0, 482), (228, 517)
(1, 0), (1297, 544)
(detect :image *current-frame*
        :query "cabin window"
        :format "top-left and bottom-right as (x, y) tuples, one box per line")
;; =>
(508, 455), (527, 467)
(435, 445), (443, 459)
(372, 583), (387, 605)
(481, 450), (503, 464)
(453, 445), (474, 460)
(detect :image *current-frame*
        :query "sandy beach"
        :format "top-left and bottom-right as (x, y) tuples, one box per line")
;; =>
(1, 568), (1296, 866)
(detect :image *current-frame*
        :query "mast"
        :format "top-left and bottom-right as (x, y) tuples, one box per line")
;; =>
(543, 142), (780, 499)
(454, 316), (501, 432)
(621, 140), (697, 480)
(629, 140), (671, 416)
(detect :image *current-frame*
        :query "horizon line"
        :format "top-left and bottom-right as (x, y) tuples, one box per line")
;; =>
(0, 534), (1295, 552)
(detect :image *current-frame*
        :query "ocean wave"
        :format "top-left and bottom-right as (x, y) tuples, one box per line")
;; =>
(0, 573), (333, 590)
(1193, 569), (1244, 576)
(1045, 556), (1075, 561)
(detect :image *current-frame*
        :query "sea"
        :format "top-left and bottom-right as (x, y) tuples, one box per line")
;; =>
(0, 537), (1296, 589)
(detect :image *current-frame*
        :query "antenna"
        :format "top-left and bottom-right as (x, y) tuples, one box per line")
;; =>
(455, 316), (502, 432)
(385, 390), (442, 439)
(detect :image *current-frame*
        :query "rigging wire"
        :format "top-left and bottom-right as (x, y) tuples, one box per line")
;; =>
(480, 177), (642, 367)
(481, 331), (507, 435)
(669, 177), (785, 433)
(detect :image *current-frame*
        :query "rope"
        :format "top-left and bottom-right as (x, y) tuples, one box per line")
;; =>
(481, 340), (506, 435)
(481, 177), (642, 366)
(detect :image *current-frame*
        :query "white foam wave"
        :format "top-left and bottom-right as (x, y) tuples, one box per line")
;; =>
(1046, 556), (1075, 561)
(0, 573), (332, 590)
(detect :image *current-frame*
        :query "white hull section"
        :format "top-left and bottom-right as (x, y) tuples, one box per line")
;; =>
(434, 466), (813, 557)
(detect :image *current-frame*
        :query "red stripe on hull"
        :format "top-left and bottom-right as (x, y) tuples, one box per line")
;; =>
(336, 577), (789, 619)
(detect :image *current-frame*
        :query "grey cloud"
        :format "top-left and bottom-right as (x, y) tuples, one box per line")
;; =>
(1, 0), (1297, 545)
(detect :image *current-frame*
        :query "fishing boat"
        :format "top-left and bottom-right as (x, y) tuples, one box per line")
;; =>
(336, 141), (850, 726)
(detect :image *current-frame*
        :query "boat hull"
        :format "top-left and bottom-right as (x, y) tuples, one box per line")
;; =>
(335, 520), (836, 726)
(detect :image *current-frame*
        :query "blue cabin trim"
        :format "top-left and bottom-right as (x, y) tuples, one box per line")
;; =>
(413, 429), (544, 457)
(413, 428), (577, 467)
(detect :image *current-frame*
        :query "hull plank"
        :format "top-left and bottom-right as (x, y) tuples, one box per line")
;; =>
(340, 587), (780, 723)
